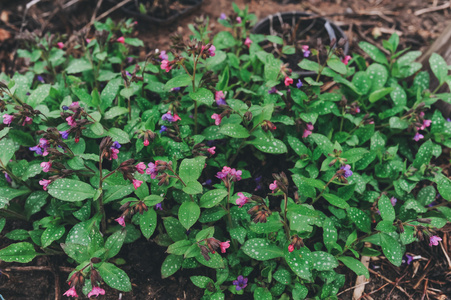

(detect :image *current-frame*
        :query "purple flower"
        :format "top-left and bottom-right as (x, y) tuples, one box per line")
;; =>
(402, 254), (413, 265)
(62, 105), (69, 111)
(268, 86), (278, 94)
(233, 275), (248, 291)
(296, 79), (303, 88)
(5, 173), (12, 183)
(112, 141), (121, 149)
(155, 203), (163, 211)
(125, 71), (132, 77)
(160, 125), (167, 133)
(171, 87), (181, 92)
(220, 13), (227, 20)
(29, 145), (43, 155)
(146, 162), (158, 179)
(447, 118), (451, 122)
(429, 235), (442, 246)
(413, 132), (424, 142)
(59, 130), (69, 139)
(162, 112), (174, 122)
(37, 75), (45, 83)
(340, 165), (353, 178)
(390, 197), (397, 206)
(302, 45), (311, 57)
(159, 50), (168, 61)
(428, 201), (437, 208)
(202, 179), (212, 186)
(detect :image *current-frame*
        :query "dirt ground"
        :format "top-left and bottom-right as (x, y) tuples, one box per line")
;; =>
(0, 0), (451, 299)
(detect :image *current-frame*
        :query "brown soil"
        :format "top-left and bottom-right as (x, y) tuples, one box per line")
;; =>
(1, 0), (451, 299)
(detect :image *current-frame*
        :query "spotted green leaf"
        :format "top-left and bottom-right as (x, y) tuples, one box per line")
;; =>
(230, 227), (247, 244)
(66, 58), (92, 74)
(178, 201), (200, 230)
(0, 242), (37, 263)
(284, 246), (313, 281)
(179, 156), (206, 184)
(311, 251), (338, 271)
(310, 133), (334, 155)
(140, 208), (157, 239)
(196, 252), (225, 269)
(254, 287), (272, 300)
(47, 179), (95, 202)
(323, 218), (339, 252)
(104, 229), (126, 260)
(413, 140), (433, 168)
(190, 276), (214, 289)
(380, 233), (402, 266)
(41, 224), (65, 248)
(163, 217), (187, 241)
(0, 138), (19, 168)
(417, 186), (436, 206)
(323, 193), (350, 209)
(273, 268), (292, 285)
(359, 42), (388, 65)
(347, 208), (371, 233)
(107, 128), (130, 144)
(189, 88), (215, 106)
(429, 53), (448, 85)
(378, 194), (395, 222)
(27, 84), (51, 107)
(164, 74), (192, 90)
(242, 238), (283, 261)
(98, 262), (132, 292)
(167, 240), (192, 255)
(219, 124), (249, 138)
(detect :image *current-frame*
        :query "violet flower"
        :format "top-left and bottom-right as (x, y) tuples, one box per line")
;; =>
(233, 275), (248, 291)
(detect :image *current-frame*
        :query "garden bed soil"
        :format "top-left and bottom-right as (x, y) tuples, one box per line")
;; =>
(1, 0), (451, 299)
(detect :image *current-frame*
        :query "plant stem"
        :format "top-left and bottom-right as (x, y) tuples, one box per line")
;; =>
(97, 155), (106, 233)
(312, 175), (336, 204)
(282, 193), (290, 240)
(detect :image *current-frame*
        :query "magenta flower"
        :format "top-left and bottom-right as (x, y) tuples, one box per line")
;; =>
(419, 119), (432, 130)
(63, 287), (78, 298)
(236, 192), (249, 208)
(69, 102), (80, 110)
(115, 216), (126, 227)
(87, 286), (105, 298)
(390, 197), (397, 206)
(22, 116), (32, 126)
(159, 50), (168, 60)
(269, 180), (277, 192)
(2, 114), (14, 125)
(288, 244), (294, 253)
(66, 116), (76, 127)
(284, 77), (293, 86)
(342, 55), (352, 65)
(340, 165), (353, 178)
(429, 235), (442, 246)
(215, 91), (227, 106)
(208, 45), (216, 57)
(117, 36), (125, 44)
(110, 148), (119, 160)
(236, 17), (242, 24)
(220, 241), (230, 253)
(301, 45), (311, 57)
(207, 146), (216, 155)
(146, 162), (158, 179)
(233, 275), (248, 291)
(161, 111), (174, 122)
(161, 59), (172, 72)
(39, 179), (51, 191)
(136, 162), (147, 174)
(229, 168), (242, 181)
(40, 161), (52, 173)
(57, 42), (64, 49)
(143, 139), (150, 146)
(211, 113), (222, 125)
(5, 173), (12, 183)
(413, 132), (424, 142)
(302, 122), (314, 138)
(173, 113), (181, 122)
(244, 37), (252, 48)
(86, 38), (91, 44)
(133, 179), (143, 190)
(216, 166), (242, 182)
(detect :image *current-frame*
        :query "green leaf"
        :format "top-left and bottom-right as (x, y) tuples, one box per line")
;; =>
(164, 74), (192, 90)
(310, 133), (334, 155)
(369, 87), (394, 103)
(107, 128), (130, 144)
(327, 58), (347, 74)
(338, 256), (369, 279)
(195, 252), (225, 269)
(323, 193), (350, 209)
(380, 233), (402, 266)
(220, 124), (249, 138)
(417, 186), (436, 206)
(161, 254), (183, 278)
(266, 35), (284, 44)
(104, 107), (129, 119)
(104, 229), (126, 259)
(347, 208), (371, 233)
(352, 71), (371, 94)
(254, 287), (272, 300)
(163, 217), (186, 241)
(242, 238), (283, 261)
(124, 37), (144, 47)
(366, 64), (388, 91)
(250, 131), (287, 154)
(190, 276), (214, 289)
(292, 283), (309, 300)
(178, 202), (200, 230)
(359, 42), (388, 65)
(140, 208), (157, 239)
(41, 224), (65, 248)
(179, 156), (206, 183)
(47, 179), (95, 202)
(311, 251), (338, 271)
(27, 84), (51, 107)
(0, 218), (5, 234)
(167, 240), (193, 255)
(103, 185), (134, 204)
(61, 242), (89, 263)
(199, 189), (228, 208)
(429, 53), (448, 85)
(413, 140), (433, 168)
(98, 262), (132, 292)
(378, 194), (395, 222)
(285, 247), (313, 281)
(212, 31), (236, 49)
(323, 218), (339, 252)
(0, 242), (37, 263)
(66, 58), (92, 74)
(24, 191), (47, 219)
(389, 117), (409, 129)
(0, 138), (19, 168)
(230, 227), (247, 244)
(189, 88), (214, 106)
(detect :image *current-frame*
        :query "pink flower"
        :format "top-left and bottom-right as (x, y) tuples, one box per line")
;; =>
(57, 42), (64, 49)
(207, 146), (216, 155)
(143, 139), (150, 146)
(159, 50), (168, 60)
(429, 235), (442, 246)
(86, 38), (91, 44)
(220, 241), (230, 253)
(173, 114), (181, 122)
(39, 179), (51, 191)
(301, 45), (311, 57)
(236, 192), (249, 208)
(87, 286), (105, 298)
(208, 45), (216, 57)
(342, 55), (352, 65)
(110, 148), (119, 160)
(66, 116), (76, 127)
(390, 197), (397, 206)
(244, 37), (252, 48)
(136, 162), (147, 174)
(288, 244), (294, 253)
(2, 114), (14, 125)
(63, 287), (78, 298)
(302, 122), (314, 138)
(211, 113), (222, 125)
(236, 17), (242, 23)
(419, 119), (432, 130)
(413, 132), (424, 142)
(133, 179), (144, 190)
(40, 161), (52, 173)
(161, 59), (172, 72)
(284, 77), (293, 86)
(269, 180), (277, 191)
(22, 116), (32, 126)
(69, 102), (80, 110)
(117, 36), (125, 44)
(215, 91), (225, 101)
(146, 162), (158, 179)
(115, 216), (125, 227)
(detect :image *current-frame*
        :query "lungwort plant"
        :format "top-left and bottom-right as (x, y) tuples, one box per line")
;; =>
(0, 4), (450, 299)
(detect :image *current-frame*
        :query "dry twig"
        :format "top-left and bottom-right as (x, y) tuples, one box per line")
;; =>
(414, 2), (451, 16)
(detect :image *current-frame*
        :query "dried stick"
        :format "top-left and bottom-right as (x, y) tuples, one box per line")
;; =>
(414, 2), (451, 16)
(81, 0), (133, 31)
(368, 269), (413, 299)
(3, 266), (73, 272)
